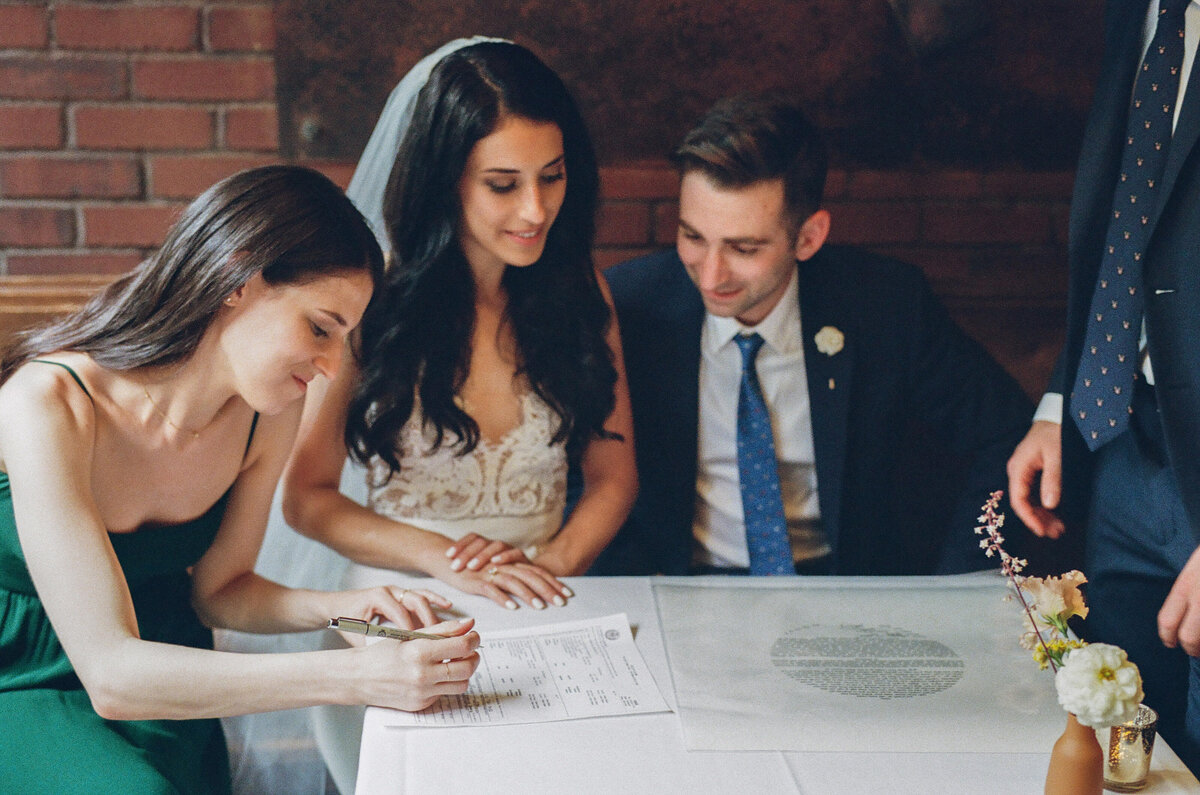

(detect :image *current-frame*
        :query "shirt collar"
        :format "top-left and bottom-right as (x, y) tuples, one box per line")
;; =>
(704, 265), (801, 356)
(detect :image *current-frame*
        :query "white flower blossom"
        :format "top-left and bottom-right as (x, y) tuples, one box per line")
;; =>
(814, 326), (844, 356)
(1054, 643), (1143, 728)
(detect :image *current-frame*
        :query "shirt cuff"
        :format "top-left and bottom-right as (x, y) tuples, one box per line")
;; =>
(1033, 392), (1062, 425)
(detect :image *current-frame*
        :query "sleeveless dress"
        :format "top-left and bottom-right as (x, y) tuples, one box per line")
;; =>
(0, 362), (252, 795)
(362, 389), (568, 554)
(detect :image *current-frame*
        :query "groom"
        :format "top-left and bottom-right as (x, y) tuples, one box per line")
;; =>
(588, 94), (1040, 577)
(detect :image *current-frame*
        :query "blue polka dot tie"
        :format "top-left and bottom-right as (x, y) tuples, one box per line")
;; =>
(1070, 0), (1188, 451)
(734, 333), (794, 576)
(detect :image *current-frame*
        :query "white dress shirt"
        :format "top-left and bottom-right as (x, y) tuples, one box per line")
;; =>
(692, 269), (830, 568)
(1035, 0), (1199, 423)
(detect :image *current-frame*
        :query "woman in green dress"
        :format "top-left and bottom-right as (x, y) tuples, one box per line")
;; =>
(0, 165), (480, 794)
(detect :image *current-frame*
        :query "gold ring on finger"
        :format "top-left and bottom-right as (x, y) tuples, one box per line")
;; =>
(486, 565), (500, 582)
(444, 661), (452, 680)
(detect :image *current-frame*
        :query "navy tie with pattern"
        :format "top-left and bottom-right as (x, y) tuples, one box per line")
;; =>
(734, 333), (794, 576)
(1070, 0), (1188, 451)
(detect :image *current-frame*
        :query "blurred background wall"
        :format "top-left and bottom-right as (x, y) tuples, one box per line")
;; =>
(0, 0), (1103, 397)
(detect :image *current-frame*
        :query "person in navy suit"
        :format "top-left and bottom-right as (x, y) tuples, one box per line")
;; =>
(587, 94), (1037, 578)
(1007, 0), (1200, 773)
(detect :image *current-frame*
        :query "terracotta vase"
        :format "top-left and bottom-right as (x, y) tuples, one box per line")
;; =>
(1044, 712), (1104, 795)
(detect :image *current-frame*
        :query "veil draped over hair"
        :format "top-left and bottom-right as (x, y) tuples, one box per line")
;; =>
(216, 36), (508, 795)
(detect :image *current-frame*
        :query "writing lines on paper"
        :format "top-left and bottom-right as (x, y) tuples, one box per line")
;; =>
(381, 613), (669, 728)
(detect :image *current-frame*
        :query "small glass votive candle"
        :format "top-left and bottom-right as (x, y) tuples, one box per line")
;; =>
(1096, 704), (1158, 792)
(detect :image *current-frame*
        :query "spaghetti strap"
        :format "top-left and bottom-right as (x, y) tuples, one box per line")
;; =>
(29, 360), (93, 401)
(244, 413), (260, 457)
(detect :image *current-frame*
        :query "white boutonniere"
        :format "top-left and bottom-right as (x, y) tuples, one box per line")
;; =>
(814, 326), (844, 356)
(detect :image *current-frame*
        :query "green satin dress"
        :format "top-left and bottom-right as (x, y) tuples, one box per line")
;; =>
(0, 363), (241, 794)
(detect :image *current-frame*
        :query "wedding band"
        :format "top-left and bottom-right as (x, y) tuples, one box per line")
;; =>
(444, 661), (452, 680)
(397, 589), (408, 600)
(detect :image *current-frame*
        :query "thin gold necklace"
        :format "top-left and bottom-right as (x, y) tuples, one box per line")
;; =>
(142, 384), (202, 440)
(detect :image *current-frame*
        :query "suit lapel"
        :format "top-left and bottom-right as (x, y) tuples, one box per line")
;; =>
(798, 257), (853, 555)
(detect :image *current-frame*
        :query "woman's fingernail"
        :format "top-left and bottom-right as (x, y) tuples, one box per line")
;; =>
(505, 600), (518, 610)
(532, 598), (546, 609)
(458, 617), (472, 624)
(466, 558), (480, 570)
(445, 547), (456, 558)
(449, 559), (462, 571)
(561, 586), (574, 597)
(491, 554), (504, 562)
(552, 595), (566, 607)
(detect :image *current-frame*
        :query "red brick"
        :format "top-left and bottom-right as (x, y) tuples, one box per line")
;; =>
(0, 4), (49, 48)
(0, 105), (62, 149)
(599, 163), (678, 200)
(846, 169), (983, 200)
(83, 203), (182, 247)
(208, 6), (275, 52)
(149, 154), (278, 198)
(224, 105), (278, 151)
(0, 155), (141, 198)
(132, 57), (274, 101)
(824, 201), (921, 245)
(652, 201), (678, 245)
(593, 246), (655, 271)
(56, 5), (198, 52)
(0, 206), (75, 246)
(596, 200), (650, 246)
(297, 160), (355, 190)
(981, 171), (1076, 199)
(922, 202), (1052, 245)
(0, 56), (126, 100)
(7, 251), (143, 275)
(75, 105), (213, 150)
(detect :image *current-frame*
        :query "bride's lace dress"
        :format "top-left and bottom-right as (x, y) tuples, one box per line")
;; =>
(365, 390), (567, 554)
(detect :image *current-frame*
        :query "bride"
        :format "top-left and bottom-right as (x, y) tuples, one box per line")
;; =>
(273, 38), (637, 792)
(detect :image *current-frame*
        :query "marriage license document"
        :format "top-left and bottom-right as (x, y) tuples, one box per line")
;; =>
(378, 613), (669, 727)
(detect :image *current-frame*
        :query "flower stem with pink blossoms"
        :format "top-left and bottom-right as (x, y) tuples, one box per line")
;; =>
(975, 490), (1059, 673)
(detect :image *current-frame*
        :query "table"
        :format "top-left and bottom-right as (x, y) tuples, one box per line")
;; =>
(349, 571), (1200, 795)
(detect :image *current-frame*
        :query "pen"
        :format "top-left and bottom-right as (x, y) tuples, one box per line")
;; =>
(327, 616), (448, 642)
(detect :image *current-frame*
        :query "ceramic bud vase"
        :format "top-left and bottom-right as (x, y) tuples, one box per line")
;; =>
(1044, 712), (1103, 795)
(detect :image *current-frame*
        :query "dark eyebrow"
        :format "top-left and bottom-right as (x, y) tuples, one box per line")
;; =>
(317, 308), (349, 327)
(677, 219), (768, 246)
(481, 154), (565, 175)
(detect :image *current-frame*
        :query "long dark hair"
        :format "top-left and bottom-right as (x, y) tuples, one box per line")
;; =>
(1, 166), (385, 386)
(347, 41), (617, 473)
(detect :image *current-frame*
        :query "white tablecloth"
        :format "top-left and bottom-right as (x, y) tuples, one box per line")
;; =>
(350, 572), (1199, 795)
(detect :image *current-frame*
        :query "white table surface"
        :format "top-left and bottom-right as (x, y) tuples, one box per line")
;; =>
(349, 572), (1200, 795)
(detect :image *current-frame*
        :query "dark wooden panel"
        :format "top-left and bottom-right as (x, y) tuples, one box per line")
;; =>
(275, 0), (1102, 168)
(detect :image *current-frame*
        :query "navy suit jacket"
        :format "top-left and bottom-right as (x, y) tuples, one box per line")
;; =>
(589, 245), (1036, 576)
(1054, 0), (1200, 541)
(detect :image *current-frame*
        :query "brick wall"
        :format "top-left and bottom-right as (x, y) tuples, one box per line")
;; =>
(0, 0), (280, 276)
(0, 2), (1070, 396)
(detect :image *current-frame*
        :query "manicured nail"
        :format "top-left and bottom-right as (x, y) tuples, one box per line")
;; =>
(445, 547), (457, 557)
(458, 618), (472, 623)
(491, 554), (504, 562)
(561, 586), (574, 597)
(552, 595), (566, 607)
(449, 559), (463, 571)
(505, 600), (518, 610)
(532, 598), (546, 609)
(466, 558), (480, 570)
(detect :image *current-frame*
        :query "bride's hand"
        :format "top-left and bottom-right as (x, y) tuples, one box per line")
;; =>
(435, 558), (571, 610)
(444, 533), (530, 572)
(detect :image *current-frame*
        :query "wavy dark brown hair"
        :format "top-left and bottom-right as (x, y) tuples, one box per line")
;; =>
(346, 42), (618, 473)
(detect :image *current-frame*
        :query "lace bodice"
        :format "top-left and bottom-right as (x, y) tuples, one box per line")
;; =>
(366, 391), (567, 546)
